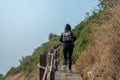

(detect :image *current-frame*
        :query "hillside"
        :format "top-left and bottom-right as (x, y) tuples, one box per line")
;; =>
(5, 33), (61, 80)
(76, 0), (120, 80)
(5, 0), (120, 80)
(0, 74), (4, 80)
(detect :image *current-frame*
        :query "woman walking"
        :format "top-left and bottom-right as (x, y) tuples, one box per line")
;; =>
(59, 24), (77, 73)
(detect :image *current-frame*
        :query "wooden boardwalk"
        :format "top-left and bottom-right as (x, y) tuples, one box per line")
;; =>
(55, 65), (82, 80)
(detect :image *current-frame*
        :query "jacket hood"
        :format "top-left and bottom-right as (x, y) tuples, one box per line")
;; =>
(65, 24), (71, 31)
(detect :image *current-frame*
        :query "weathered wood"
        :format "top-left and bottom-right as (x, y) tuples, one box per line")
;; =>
(54, 50), (58, 71)
(50, 68), (55, 80)
(86, 71), (95, 80)
(38, 45), (60, 80)
(39, 53), (47, 80)
(55, 65), (83, 80)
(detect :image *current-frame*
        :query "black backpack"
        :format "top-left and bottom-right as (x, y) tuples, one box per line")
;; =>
(62, 31), (73, 42)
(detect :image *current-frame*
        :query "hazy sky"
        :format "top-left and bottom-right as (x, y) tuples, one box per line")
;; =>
(0, 0), (99, 75)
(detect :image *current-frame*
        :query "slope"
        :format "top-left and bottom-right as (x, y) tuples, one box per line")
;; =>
(5, 0), (120, 80)
(76, 0), (120, 80)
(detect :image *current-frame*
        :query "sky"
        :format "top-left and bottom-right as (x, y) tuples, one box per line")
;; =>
(0, 0), (99, 75)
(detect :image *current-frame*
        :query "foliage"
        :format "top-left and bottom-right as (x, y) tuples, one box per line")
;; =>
(99, 0), (118, 9)
(6, 0), (116, 78)
(0, 74), (4, 80)
(49, 33), (59, 41)
(5, 32), (61, 77)
(75, 0), (120, 79)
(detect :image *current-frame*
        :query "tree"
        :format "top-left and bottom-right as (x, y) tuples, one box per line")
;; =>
(49, 33), (59, 41)
(0, 74), (4, 80)
(99, 0), (118, 8)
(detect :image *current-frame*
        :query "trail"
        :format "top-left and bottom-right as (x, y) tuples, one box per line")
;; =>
(55, 65), (82, 80)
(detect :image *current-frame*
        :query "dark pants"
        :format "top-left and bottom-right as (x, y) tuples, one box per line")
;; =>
(63, 44), (73, 69)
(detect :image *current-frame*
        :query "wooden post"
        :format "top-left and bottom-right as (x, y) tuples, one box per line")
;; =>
(49, 49), (55, 80)
(39, 53), (47, 80)
(56, 48), (60, 66)
(54, 50), (58, 71)
(53, 45), (59, 71)
(86, 71), (95, 80)
(50, 68), (55, 80)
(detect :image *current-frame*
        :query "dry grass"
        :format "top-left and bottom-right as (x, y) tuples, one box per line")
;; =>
(76, 2), (120, 80)
(4, 1), (120, 80)
(5, 69), (39, 80)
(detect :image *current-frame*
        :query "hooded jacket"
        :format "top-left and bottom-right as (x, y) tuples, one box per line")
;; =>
(60, 24), (77, 48)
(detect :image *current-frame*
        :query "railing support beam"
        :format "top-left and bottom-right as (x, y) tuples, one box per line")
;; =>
(39, 53), (47, 80)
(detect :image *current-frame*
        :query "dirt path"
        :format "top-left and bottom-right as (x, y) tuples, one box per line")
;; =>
(55, 65), (82, 80)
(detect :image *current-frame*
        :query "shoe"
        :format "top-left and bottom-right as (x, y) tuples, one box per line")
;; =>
(68, 69), (73, 73)
(63, 65), (66, 72)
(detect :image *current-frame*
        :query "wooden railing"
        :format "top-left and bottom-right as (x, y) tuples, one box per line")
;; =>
(37, 45), (96, 80)
(38, 45), (60, 80)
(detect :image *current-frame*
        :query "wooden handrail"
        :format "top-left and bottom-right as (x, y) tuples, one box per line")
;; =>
(38, 45), (60, 80)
